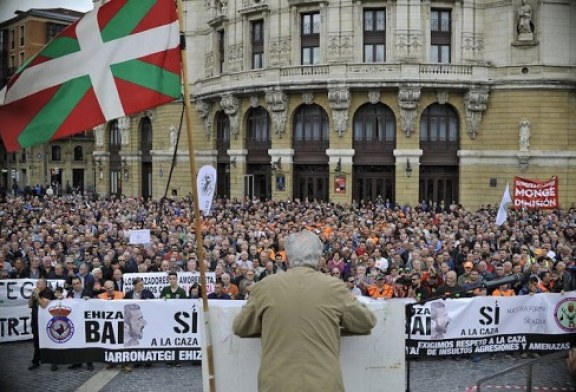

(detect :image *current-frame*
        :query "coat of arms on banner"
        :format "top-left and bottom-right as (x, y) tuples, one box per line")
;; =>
(554, 297), (576, 332)
(46, 304), (74, 343)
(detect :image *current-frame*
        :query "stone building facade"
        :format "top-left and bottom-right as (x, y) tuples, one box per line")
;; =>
(92, 0), (575, 209)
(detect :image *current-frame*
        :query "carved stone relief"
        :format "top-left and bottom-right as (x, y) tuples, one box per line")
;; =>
(118, 116), (131, 146)
(228, 45), (243, 72)
(368, 90), (380, 104)
(205, 52), (214, 77)
(302, 92), (314, 105)
(462, 33), (485, 60)
(249, 95), (260, 108)
(398, 88), (420, 137)
(464, 89), (490, 139)
(328, 88), (350, 137)
(196, 100), (212, 139)
(327, 33), (354, 62)
(265, 90), (288, 137)
(93, 124), (105, 148)
(395, 30), (422, 60)
(436, 91), (449, 105)
(269, 37), (291, 66)
(220, 93), (240, 138)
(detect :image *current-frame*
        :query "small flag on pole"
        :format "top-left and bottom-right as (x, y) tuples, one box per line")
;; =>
(496, 183), (513, 226)
(0, 0), (181, 152)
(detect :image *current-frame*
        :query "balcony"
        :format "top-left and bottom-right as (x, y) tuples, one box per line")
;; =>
(194, 63), (489, 97)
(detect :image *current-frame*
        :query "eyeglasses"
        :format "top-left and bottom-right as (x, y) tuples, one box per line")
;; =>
(347, 280), (355, 283)
(411, 278), (419, 281)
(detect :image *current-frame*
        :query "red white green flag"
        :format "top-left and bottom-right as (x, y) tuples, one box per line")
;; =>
(0, 0), (181, 152)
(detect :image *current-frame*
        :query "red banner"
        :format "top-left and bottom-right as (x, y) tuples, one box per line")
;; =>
(513, 176), (558, 210)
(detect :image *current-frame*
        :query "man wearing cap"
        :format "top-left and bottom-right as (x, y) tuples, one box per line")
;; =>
(233, 230), (376, 392)
(457, 261), (474, 286)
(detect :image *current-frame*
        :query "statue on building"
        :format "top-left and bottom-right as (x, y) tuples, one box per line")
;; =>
(519, 118), (531, 151)
(517, 0), (534, 40)
(169, 126), (178, 150)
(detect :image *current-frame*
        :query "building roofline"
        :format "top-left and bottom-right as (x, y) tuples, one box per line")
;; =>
(0, 8), (84, 28)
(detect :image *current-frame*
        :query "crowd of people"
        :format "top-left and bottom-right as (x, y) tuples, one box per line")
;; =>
(1, 192), (575, 370)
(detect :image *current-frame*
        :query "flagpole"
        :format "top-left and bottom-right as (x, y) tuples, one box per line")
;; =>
(176, 1), (216, 391)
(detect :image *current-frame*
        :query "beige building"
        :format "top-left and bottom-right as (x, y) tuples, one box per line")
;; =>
(71, 1), (576, 208)
(0, 8), (96, 193)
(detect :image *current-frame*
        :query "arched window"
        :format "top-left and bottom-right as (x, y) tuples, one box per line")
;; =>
(246, 107), (270, 145)
(293, 104), (329, 142)
(73, 146), (83, 161)
(140, 117), (153, 151)
(216, 111), (230, 154)
(109, 120), (121, 147)
(353, 103), (395, 143)
(419, 104), (459, 143)
(51, 145), (61, 161)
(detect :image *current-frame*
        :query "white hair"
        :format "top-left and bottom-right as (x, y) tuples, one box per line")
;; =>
(285, 230), (322, 269)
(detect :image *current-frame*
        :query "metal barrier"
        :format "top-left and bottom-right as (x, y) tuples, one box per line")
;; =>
(475, 350), (569, 392)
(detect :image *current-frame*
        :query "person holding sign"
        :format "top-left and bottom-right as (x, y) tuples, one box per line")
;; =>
(28, 278), (55, 371)
(233, 230), (376, 392)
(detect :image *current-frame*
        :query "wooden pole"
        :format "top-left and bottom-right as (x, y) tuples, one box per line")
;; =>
(176, 1), (216, 390)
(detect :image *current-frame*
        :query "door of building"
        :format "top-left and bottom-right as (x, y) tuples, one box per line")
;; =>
(294, 165), (328, 202)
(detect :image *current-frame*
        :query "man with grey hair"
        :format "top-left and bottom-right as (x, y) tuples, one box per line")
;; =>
(233, 230), (376, 392)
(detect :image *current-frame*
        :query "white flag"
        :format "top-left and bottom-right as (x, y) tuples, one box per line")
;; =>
(495, 183), (512, 226)
(197, 165), (217, 216)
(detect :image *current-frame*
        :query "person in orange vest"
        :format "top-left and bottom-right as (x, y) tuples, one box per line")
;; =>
(367, 274), (393, 299)
(492, 283), (515, 296)
(98, 280), (125, 300)
(98, 281), (130, 372)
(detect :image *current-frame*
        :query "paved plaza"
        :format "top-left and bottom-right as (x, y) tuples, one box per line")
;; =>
(0, 341), (573, 392)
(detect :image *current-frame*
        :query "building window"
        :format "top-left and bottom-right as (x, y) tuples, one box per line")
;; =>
(247, 107), (270, 145)
(301, 13), (320, 65)
(73, 146), (83, 161)
(10, 29), (15, 49)
(51, 145), (62, 161)
(431, 9), (451, 63)
(46, 23), (66, 42)
(19, 52), (25, 67)
(363, 9), (386, 63)
(419, 104), (459, 143)
(140, 117), (153, 151)
(216, 111), (230, 154)
(217, 29), (225, 73)
(251, 20), (264, 69)
(19, 25), (25, 47)
(353, 103), (395, 143)
(110, 120), (121, 147)
(293, 104), (329, 142)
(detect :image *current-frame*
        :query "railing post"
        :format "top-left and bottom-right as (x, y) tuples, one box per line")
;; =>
(526, 363), (533, 392)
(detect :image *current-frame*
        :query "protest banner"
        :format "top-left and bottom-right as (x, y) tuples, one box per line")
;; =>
(513, 176), (559, 210)
(122, 272), (216, 298)
(406, 293), (576, 358)
(0, 279), (65, 342)
(38, 299), (202, 364)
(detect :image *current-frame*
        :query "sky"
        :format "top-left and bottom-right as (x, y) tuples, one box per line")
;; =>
(0, 0), (94, 23)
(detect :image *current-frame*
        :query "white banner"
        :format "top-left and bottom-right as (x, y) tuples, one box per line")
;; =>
(197, 165), (216, 216)
(122, 272), (216, 298)
(38, 299), (201, 364)
(406, 293), (576, 357)
(0, 279), (65, 342)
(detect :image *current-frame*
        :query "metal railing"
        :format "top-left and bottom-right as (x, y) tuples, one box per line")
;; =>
(475, 350), (569, 392)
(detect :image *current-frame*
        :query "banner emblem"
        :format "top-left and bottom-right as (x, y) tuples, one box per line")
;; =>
(46, 304), (75, 344)
(554, 297), (576, 333)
